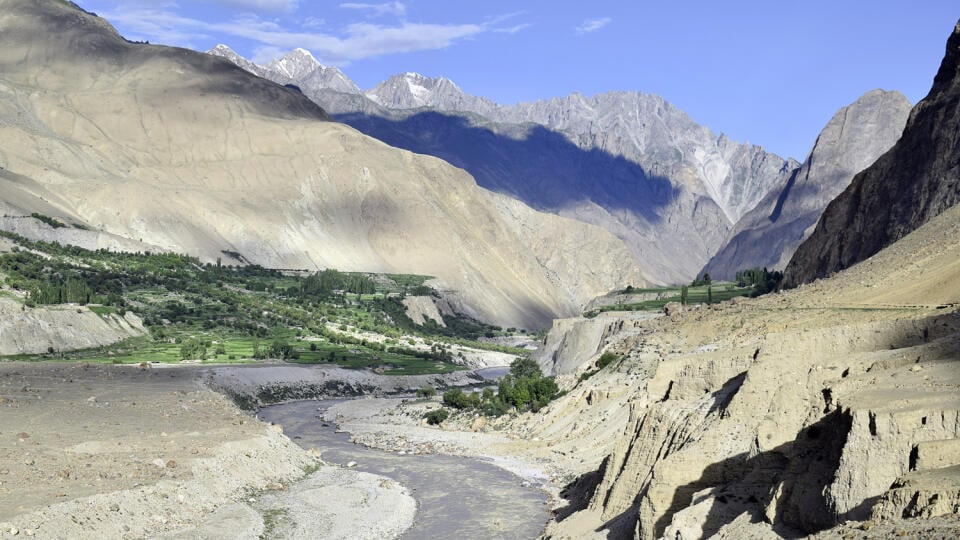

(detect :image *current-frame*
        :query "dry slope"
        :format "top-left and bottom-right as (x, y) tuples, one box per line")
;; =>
(0, 0), (643, 329)
(519, 202), (960, 539)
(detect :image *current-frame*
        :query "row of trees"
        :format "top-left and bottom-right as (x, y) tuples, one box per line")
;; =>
(30, 277), (95, 305)
(299, 269), (377, 298)
(736, 267), (783, 296)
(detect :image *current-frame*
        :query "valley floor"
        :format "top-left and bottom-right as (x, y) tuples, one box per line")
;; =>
(2, 204), (959, 539)
(0, 363), (416, 539)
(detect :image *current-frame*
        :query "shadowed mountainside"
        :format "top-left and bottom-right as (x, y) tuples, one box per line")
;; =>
(210, 46), (798, 284)
(705, 90), (912, 279)
(784, 20), (960, 287)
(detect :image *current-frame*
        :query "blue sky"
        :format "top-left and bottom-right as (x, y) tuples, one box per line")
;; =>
(78, 1), (958, 161)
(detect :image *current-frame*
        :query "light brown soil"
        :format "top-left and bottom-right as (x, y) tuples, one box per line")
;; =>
(0, 362), (259, 520)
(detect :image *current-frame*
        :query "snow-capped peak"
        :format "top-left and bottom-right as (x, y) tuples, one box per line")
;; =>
(211, 44), (236, 55)
(291, 48), (319, 64)
(268, 48), (322, 80)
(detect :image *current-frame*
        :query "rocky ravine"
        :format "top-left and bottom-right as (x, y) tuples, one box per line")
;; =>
(705, 89), (912, 280)
(784, 19), (960, 288)
(509, 201), (960, 539)
(0, 0), (643, 330)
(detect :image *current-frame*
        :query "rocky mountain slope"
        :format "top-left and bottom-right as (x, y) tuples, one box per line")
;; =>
(705, 90), (912, 279)
(784, 20), (960, 287)
(525, 202), (960, 539)
(0, 0), (644, 329)
(209, 47), (798, 284)
(498, 21), (960, 538)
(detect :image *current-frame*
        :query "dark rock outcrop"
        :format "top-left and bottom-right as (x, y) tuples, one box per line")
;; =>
(705, 90), (911, 280)
(783, 20), (960, 287)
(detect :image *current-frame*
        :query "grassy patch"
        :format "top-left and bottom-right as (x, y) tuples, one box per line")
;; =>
(260, 508), (290, 540)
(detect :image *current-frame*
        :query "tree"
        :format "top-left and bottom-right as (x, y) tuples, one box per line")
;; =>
(680, 286), (689, 305)
(707, 285), (713, 305)
(179, 338), (207, 361)
(423, 409), (449, 425)
(509, 357), (542, 379)
(443, 388), (478, 410)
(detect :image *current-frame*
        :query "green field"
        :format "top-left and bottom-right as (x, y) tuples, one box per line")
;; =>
(0, 231), (508, 374)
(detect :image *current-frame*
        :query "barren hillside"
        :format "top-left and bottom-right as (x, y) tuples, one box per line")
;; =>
(513, 199), (960, 539)
(0, 0), (644, 329)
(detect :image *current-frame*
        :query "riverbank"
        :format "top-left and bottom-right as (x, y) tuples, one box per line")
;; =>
(260, 400), (550, 538)
(320, 396), (590, 512)
(0, 362), (421, 539)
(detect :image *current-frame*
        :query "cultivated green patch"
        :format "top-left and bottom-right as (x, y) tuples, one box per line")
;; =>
(585, 282), (752, 316)
(0, 231), (523, 374)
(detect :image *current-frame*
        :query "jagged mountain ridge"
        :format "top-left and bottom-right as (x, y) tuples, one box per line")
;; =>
(209, 46), (798, 283)
(784, 20), (960, 287)
(0, 0), (646, 329)
(704, 89), (912, 279)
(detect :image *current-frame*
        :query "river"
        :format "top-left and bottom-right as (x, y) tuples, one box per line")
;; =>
(258, 400), (550, 539)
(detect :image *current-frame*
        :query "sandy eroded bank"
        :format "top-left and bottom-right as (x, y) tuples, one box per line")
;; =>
(0, 363), (416, 539)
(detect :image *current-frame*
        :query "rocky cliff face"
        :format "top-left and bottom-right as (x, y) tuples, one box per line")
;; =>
(525, 203), (960, 539)
(0, 0), (645, 329)
(210, 49), (797, 284)
(783, 20), (960, 287)
(706, 90), (912, 279)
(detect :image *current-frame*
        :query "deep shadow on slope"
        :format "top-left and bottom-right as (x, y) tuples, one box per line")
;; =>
(336, 111), (677, 222)
(651, 410), (851, 539)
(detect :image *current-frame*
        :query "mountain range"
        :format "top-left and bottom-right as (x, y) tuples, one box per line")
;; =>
(209, 45), (800, 284)
(0, 0), (645, 329)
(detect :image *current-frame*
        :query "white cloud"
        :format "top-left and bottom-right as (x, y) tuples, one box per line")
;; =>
(575, 17), (612, 35)
(100, 8), (213, 48)
(100, 6), (485, 64)
(339, 2), (406, 17)
(495, 23), (532, 35)
(200, 0), (299, 13)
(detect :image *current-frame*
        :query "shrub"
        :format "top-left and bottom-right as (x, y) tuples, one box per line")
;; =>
(417, 385), (436, 398)
(423, 408), (449, 425)
(596, 351), (619, 370)
(179, 338), (207, 361)
(442, 388), (479, 410)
